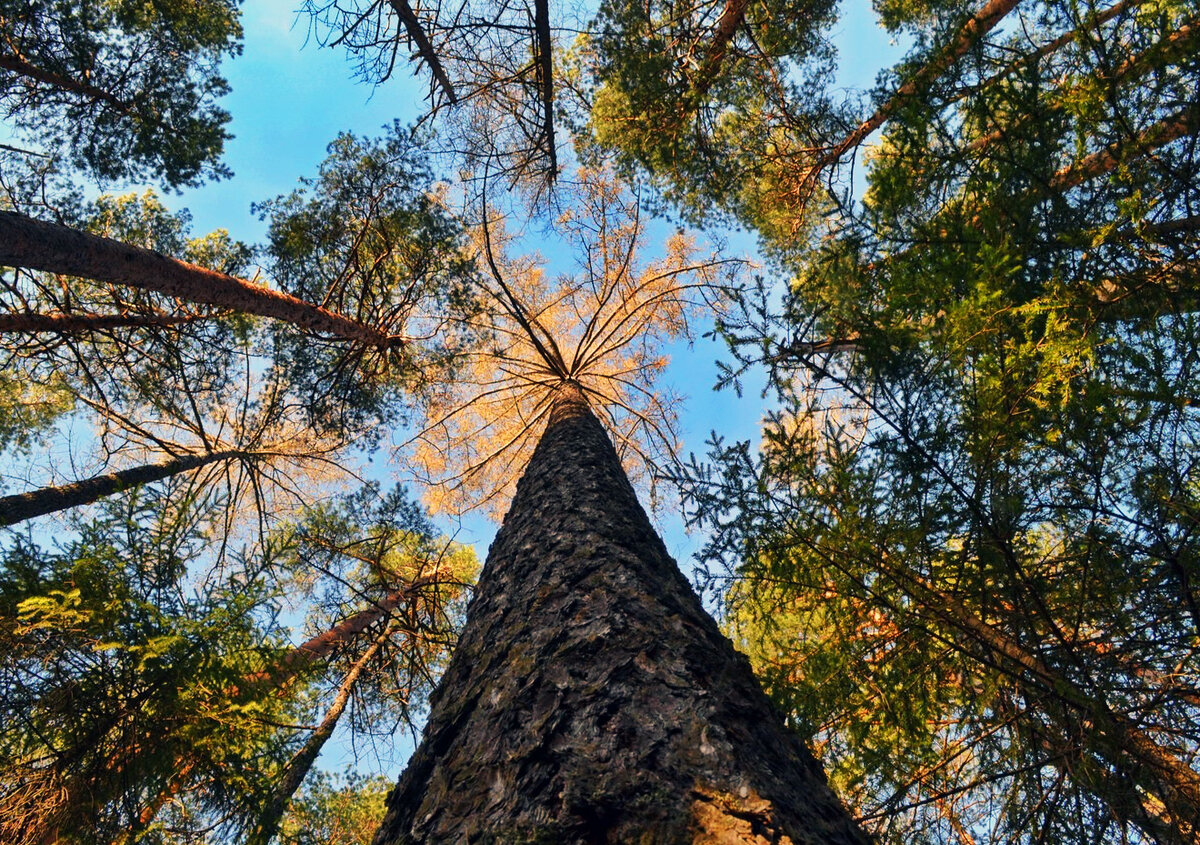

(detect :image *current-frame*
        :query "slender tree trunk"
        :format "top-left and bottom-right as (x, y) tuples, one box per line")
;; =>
(532, 0), (557, 175)
(688, 0), (750, 102)
(1047, 103), (1200, 192)
(0, 310), (206, 334)
(0, 211), (404, 349)
(0, 449), (245, 526)
(955, 0), (1141, 108)
(964, 16), (1199, 155)
(249, 631), (390, 845)
(373, 382), (867, 843)
(244, 572), (448, 691)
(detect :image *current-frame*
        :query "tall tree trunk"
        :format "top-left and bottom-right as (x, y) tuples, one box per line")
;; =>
(248, 630), (390, 845)
(0, 449), (245, 526)
(688, 0), (750, 103)
(0, 211), (404, 349)
(373, 382), (867, 843)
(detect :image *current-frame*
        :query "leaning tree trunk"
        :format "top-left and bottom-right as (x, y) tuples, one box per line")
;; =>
(0, 211), (403, 349)
(0, 449), (247, 526)
(373, 382), (867, 844)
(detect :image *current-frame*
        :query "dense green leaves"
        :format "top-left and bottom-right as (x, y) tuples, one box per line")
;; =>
(0, 0), (242, 187)
(0, 481), (474, 844)
(0, 489), (297, 844)
(585, 0), (838, 228)
(255, 125), (479, 441)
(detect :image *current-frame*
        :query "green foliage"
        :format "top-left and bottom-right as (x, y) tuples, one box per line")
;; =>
(254, 125), (481, 442)
(278, 769), (391, 845)
(0, 0), (242, 187)
(0, 369), (72, 453)
(0, 488), (299, 844)
(660, 1), (1200, 841)
(0, 478), (475, 844)
(585, 0), (839, 227)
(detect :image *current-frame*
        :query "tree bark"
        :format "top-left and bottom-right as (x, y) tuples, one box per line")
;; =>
(1047, 103), (1200, 193)
(0, 449), (245, 526)
(688, 0), (751, 102)
(373, 382), (867, 843)
(0, 211), (405, 349)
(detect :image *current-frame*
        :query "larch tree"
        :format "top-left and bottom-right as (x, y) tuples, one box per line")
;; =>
(375, 377), (868, 843)
(367, 168), (867, 842)
(405, 167), (739, 517)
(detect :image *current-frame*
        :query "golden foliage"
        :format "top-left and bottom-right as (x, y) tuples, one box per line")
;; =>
(407, 168), (741, 517)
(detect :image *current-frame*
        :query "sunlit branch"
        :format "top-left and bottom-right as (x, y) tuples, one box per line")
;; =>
(800, 0), (1021, 192)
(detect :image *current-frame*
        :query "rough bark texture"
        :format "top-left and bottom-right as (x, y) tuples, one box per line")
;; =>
(0, 310), (204, 334)
(374, 383), (868, 844)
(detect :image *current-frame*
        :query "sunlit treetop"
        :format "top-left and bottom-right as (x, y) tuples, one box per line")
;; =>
(405, 167), (744, 518)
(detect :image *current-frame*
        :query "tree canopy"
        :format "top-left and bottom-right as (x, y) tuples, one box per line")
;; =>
(2, 0), (1199, 842)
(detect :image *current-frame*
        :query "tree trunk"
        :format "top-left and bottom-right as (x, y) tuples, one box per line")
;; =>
(0, 310), (206, 334)
(0, 211), (404, 349)
(249, 630), (390, 845)
(688, 0), (750, 103)
(0, 449), (245, 526)
(532, 0), (557, 176)
(373, 382), (867, 844)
